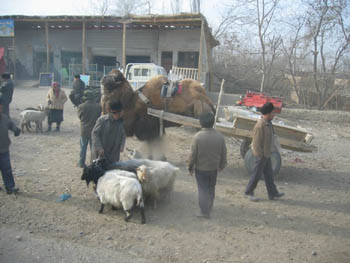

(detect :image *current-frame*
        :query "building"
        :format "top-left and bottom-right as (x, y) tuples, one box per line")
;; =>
(0, 14), (219, 90)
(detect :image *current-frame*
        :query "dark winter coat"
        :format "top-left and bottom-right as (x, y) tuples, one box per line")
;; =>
(70, 79), (85, 106)
(0, 113), (20, 153)
(78, 100), (101, 138)
(0, 80), (14, 105)
(91, 114), (126, 163)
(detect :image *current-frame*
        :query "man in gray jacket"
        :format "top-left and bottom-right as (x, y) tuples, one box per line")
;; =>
(188, 112), (227, 219)
(91, 101), (126, 163)
(0, 98), (21, 194)
(77, 89), (101, 168)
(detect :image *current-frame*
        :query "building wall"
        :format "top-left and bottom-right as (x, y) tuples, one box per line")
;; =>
(0, 25), (210, 88)
(158, 28), (200, 66)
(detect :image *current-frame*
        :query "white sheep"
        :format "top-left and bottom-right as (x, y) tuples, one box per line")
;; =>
(87, 158), (180, 209)
(96, 170), (146, 224)
(135, 159), (180, 208)
(20, 105), (49, 133)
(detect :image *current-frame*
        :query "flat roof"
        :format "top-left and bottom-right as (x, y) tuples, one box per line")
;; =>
(0, 13), (219, 47)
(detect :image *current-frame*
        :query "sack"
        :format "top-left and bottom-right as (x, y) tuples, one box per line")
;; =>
(272, 134), (281, 153)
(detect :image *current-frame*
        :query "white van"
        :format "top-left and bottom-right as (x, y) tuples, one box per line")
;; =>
(125, 63), (168, 90)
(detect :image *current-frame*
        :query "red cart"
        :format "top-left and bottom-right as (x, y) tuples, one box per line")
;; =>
(238, 91), (283, 113)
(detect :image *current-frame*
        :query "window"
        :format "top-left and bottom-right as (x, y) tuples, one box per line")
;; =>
(142, 68), (149, 76)
(161, 51), (173, 73)
(178, 52), (199, 68)
(134, 68), (150, 77)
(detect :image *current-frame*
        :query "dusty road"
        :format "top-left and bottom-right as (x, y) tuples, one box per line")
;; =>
(0, 83), (350, 263)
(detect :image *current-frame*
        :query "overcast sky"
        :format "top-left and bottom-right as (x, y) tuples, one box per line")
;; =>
(0, 0), (228, 27)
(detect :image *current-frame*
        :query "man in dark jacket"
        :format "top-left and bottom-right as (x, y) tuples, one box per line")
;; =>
(92, 101), (126, 163)
(188, 112), (227, 219)
(244, 102), (284, 201)
(70, 74), (85, 107)
(0, 98), (21, 194)
(77, 89), (101, 168)
(0, 73), (14, 118)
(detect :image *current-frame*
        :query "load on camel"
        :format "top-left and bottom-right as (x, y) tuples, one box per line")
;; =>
(101, 69), (215, 159)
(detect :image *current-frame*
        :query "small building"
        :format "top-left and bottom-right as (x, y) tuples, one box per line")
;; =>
(0, 13), (219, 90)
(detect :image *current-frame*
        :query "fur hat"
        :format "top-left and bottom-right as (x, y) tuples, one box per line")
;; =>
(83, 89), (95, 101)
(109, 101), (123, 112)
(1, 73), (11, 79)
(260, 102), (274, 115)
(74, 74), (80, 78)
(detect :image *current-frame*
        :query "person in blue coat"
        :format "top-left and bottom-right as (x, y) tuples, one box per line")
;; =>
(0, 73), (14, 118)
(0, 97), (21, 194)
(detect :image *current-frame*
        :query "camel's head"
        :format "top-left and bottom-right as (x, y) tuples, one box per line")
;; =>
(101, 69), (127, 93)
(101, 69), (135, 111)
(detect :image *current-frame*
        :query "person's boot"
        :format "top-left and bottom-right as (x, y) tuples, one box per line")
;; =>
(6, 187), (19, 195)
(54, 125), (60, 132)
(46, 125), (52, 132)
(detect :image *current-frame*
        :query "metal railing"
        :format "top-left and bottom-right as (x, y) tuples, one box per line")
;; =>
(171, 66), (199, 80)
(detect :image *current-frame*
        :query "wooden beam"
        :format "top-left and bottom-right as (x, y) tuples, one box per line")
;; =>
(214, 79), (225, 127)
(123, 22), (127, 67)
(45, 21), (49, 72)
(197, 19), (204, 83)
(147, 108), (317, 153)
(148, 108), (201, 128)
(82, 20), (86, 74)
(321, 86), (343, 110)
(12, 37), (16, 80)
(12, 16), (202, 24)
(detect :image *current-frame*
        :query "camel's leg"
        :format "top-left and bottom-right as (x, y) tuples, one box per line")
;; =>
(146, 137), (167, 161)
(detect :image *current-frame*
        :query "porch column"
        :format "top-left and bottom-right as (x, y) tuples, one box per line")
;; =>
(45, 21), (49, 72)
(198, 19), (204, 82)
(82, 20), (86, 74)
(122, 22), (126, 70)
(12, 36), (16, 80)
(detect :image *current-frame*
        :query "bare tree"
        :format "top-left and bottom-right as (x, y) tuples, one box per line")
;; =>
(254, 0), (281, 92)
(281, 16), (308, 104)
(90, 0), (152, 16)
(190, 0), (201, 13)
(89, 0), (112, 16)
(304, 0), (350, 109)
(214, 0), (282, 92)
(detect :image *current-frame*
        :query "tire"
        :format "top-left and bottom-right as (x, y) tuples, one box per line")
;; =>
(244, 149), (282, 178)
(240, 139), (252, 158)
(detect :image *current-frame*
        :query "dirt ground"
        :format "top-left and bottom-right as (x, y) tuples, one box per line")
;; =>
(1, 82), (350, 263)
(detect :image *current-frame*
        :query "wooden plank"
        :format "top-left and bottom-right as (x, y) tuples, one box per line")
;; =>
(148, 108), (201, 128)
(147, 108), (316, 152)
(214, 79), (225, 127)
(233, 117), (307, 142)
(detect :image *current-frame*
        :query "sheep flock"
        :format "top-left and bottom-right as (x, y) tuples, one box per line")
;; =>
(81, 157), (180, 224)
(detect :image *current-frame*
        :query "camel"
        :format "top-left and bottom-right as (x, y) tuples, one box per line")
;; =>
(101, 69), (215, 158)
